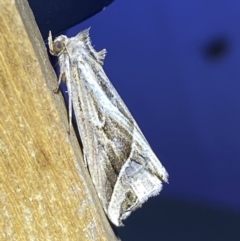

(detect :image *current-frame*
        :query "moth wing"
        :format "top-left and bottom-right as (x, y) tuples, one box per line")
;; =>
(73, 64), (167, 226)
(67, 31), (168, 226)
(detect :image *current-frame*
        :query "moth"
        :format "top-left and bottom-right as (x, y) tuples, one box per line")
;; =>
(48, 29), (168, 226)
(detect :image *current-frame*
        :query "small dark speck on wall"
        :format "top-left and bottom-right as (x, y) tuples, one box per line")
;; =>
(202, 36), (230, 60)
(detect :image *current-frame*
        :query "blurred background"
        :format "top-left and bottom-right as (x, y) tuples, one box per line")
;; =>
(65, 0), (240, 240)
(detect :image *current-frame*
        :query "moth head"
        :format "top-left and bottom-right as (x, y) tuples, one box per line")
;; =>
(48, 31), (68, 56)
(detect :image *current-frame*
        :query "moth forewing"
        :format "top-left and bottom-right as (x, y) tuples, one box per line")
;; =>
(107, 125), (168, 225)
(48, 29), (168, 226)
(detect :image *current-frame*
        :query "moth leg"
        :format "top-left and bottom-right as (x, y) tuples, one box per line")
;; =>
(53, 72), (65, 93)
(82, 151), (88, 166)
(53, 71), (71, 134)
(66, 79), (72, 134)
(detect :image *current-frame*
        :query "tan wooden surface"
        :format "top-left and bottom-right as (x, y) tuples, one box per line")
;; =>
(0, 0), (119, 240)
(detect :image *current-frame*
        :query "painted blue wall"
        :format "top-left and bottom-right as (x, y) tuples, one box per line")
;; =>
(66, 0), (240, 239)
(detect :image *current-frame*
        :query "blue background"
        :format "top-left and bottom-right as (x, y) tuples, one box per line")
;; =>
(67, 0), (240, 240)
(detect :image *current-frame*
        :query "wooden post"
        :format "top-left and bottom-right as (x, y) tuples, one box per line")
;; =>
(0, 0), (119, 240)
